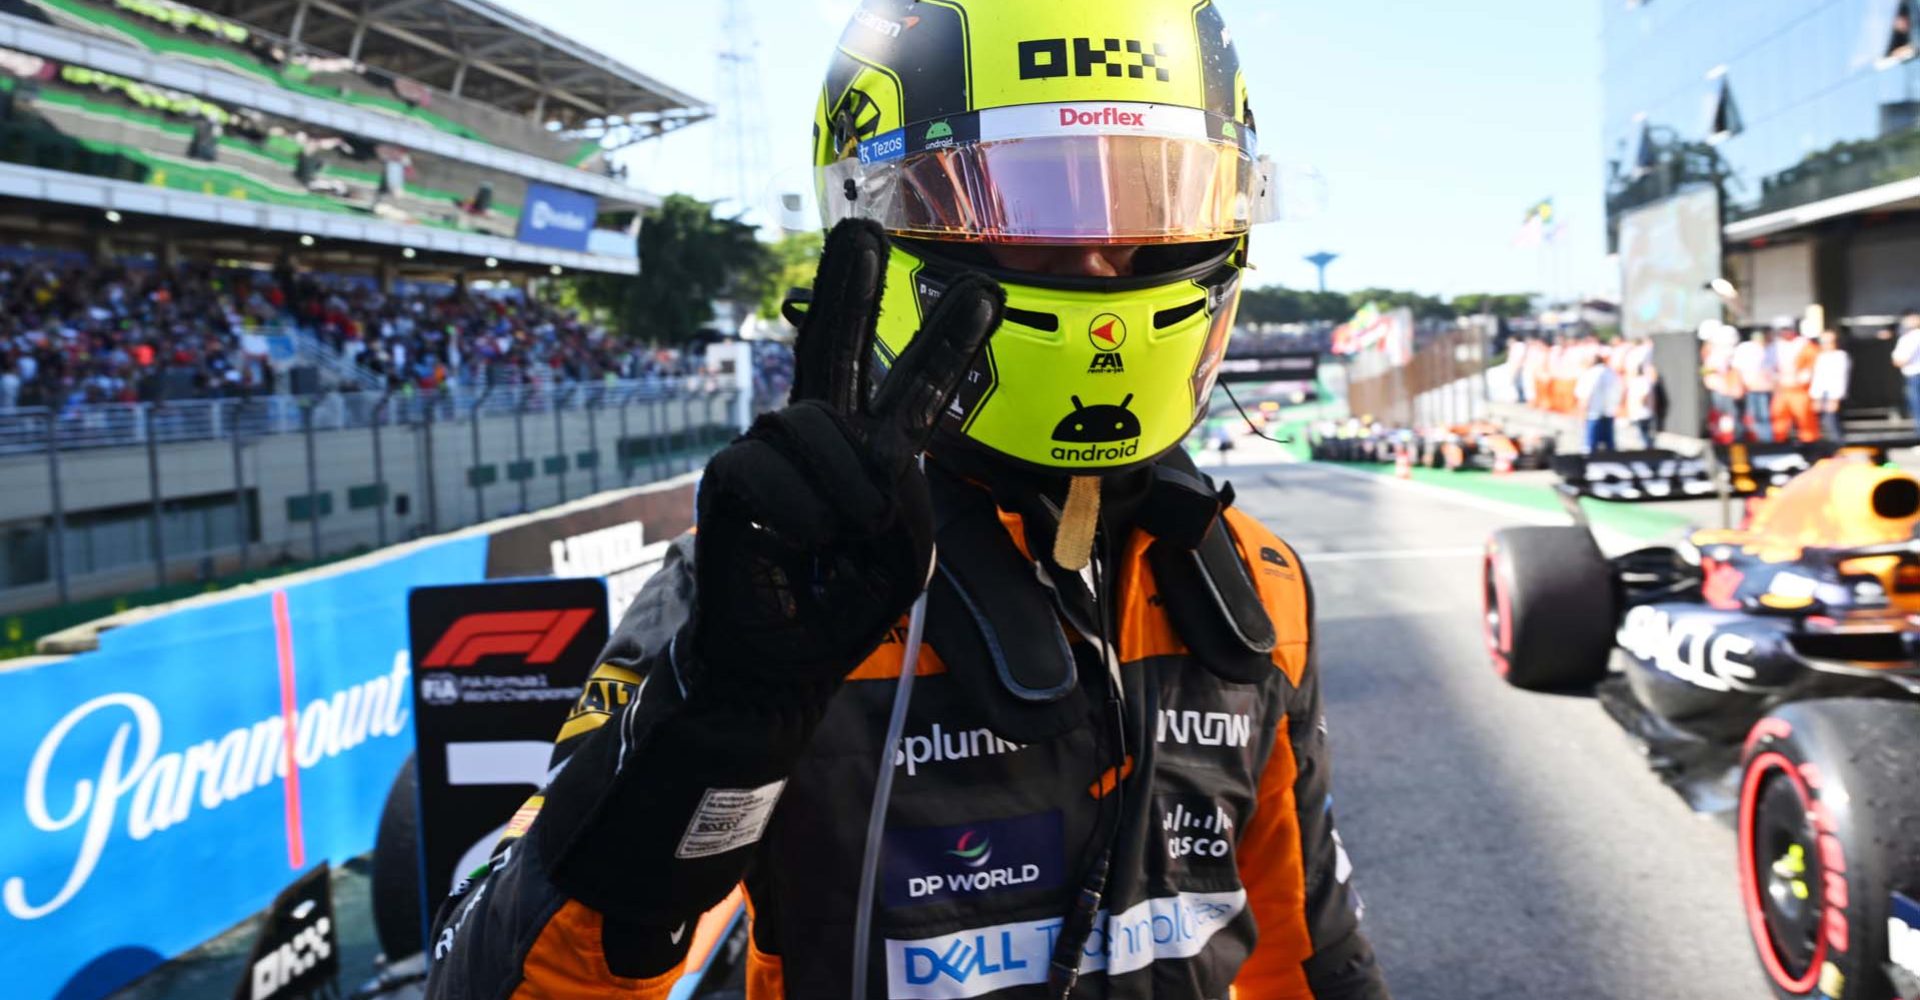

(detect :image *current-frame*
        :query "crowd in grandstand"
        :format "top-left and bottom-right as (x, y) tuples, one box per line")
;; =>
(0, 258), (283, 410)
(0, 257), (785, 412)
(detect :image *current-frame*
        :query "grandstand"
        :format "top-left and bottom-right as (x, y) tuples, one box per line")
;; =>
(0, 0), (738, 626)
(0, 0), (708, 273)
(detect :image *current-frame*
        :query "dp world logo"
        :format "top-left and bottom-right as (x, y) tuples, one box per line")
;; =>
(946, 830), (992, 868)
(1089, 314), (1126, 351)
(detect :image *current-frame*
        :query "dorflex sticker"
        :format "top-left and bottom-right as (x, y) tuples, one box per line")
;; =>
(675, 781), (786, 859)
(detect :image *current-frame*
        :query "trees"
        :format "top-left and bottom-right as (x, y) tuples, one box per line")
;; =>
(574, 194), (775, 345)
(757, 229), (825, 320)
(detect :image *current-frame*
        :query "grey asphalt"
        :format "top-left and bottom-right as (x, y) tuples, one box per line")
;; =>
(1232, 460), (1768, 1000)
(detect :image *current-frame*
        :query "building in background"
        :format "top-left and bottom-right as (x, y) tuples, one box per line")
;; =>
(1603, 0), (1920, 428)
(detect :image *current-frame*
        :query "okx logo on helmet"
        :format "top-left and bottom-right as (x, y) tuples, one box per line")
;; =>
(814, 0), (1281, 474)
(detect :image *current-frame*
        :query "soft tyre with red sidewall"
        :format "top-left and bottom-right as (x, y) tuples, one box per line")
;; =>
(1739, 700), (1920, 1000)
(1482, 526), (1615, 690)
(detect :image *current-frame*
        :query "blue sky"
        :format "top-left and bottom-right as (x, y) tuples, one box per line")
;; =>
(495, 0), (1611, 300)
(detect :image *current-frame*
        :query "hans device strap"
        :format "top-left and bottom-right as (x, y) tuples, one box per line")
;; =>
(1143, 455), (1278, 685)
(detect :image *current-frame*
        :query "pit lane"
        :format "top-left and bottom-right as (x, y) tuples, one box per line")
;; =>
(1236, 460), (1767, 998)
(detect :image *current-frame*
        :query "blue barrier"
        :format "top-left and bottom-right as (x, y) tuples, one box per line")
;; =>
(0, 535), (489, 1000)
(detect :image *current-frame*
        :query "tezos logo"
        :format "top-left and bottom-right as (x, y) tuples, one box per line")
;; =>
(1018, 38), (1171, 82)
(1051, 394), (1141, 462)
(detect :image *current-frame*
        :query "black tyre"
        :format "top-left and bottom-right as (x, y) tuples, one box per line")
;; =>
(1739, 700), (1920, 1000)
(1482, 526), (1615, 690)
(371, 754), (423, 961)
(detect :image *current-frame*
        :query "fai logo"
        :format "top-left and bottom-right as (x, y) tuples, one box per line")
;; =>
(420, 609), (593, 668)
(1051, 395), (1142, 462)
(1019, 38), (1171, 82)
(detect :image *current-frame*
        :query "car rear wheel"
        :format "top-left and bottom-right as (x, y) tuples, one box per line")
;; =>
(1482, 526), (1615, 690)
(1739, 700), (1920, 1000)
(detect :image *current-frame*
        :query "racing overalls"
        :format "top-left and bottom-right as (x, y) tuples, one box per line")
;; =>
(423, 458), (1388, 999)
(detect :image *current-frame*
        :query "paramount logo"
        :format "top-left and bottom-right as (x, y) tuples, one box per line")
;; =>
(1155, 710), (1253, 748)
(6, 657), (413, 920)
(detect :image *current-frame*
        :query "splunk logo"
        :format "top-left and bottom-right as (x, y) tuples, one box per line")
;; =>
(4, 656), (413, 920)
(893, 723), (1025, 776)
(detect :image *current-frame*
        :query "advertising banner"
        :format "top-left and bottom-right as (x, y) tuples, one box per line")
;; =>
(1216, 350), (1318, 386)
(0, 535), (488, 1000)
(234, 862), (339, 1000)
(516, 182), (599, 253)
(407, 579), (608, 934)
(483, 481), (696, 623)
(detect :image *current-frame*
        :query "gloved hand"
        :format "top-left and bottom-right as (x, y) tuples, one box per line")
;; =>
(689, 220), (1004, 704)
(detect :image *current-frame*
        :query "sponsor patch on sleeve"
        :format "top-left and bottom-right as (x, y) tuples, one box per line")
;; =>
(674, 781), (786, 859)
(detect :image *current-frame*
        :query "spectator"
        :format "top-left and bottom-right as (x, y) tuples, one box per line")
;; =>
(1893, 311), (1920, 434)
(1575, 351), (1622, 453)
(1811, 329), (1851, 442)
(1770, 319), (1820, 443)
(1731, 328), (1777, 442)
(1623, 335), (1660, 448)
(1701, 320), (1742, 443)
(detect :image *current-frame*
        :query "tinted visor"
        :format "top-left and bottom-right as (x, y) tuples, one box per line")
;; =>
(821, 103), (1277, 244)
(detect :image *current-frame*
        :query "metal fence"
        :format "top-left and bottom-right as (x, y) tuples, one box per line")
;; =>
(0, 379), (731, 455)
(2, 379), (744, 611)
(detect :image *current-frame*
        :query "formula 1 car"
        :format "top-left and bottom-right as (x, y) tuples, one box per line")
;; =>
(1482, 443), (1920, 1000)
(1309, 418), (1555, 471)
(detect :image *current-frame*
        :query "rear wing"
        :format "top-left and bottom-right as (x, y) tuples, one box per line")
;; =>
(1552, 440), (1920, 503)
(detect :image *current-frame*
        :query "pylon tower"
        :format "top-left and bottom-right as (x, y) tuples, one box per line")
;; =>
(715, 0), (772, 215)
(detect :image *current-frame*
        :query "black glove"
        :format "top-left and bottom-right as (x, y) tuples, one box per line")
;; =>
(689, 220), (1004, 704)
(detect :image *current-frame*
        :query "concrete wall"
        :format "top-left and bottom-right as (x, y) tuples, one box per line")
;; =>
(0, 394), (735, 614)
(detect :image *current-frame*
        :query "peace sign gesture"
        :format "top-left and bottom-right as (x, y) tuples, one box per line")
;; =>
(689, 220), (1004, 701)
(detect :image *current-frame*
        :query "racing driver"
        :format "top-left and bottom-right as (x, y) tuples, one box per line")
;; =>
(425, 2), (1390, 997)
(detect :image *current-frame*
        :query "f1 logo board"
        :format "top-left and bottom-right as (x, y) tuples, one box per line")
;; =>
(407, 579), (609, 945)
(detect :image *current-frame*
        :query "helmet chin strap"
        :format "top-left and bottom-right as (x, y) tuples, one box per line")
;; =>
(1052, 476), (1102, 571)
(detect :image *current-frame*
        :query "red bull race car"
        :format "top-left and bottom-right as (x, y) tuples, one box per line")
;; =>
(1482, 443), (1920, 1000)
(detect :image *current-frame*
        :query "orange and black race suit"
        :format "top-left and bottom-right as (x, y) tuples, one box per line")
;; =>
(423, 482), (1388, 1000)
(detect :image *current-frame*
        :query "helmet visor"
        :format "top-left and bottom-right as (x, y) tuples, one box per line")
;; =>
(820, 103), (1277, 244)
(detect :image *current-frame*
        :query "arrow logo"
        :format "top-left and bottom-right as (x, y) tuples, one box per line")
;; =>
(1088, 313), (1127, 351)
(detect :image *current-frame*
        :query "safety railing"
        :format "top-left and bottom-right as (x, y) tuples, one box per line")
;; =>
(0, 379), (723, 456)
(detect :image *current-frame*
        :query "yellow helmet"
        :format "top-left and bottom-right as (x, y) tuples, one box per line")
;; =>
(813, 0), (1274, 473)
